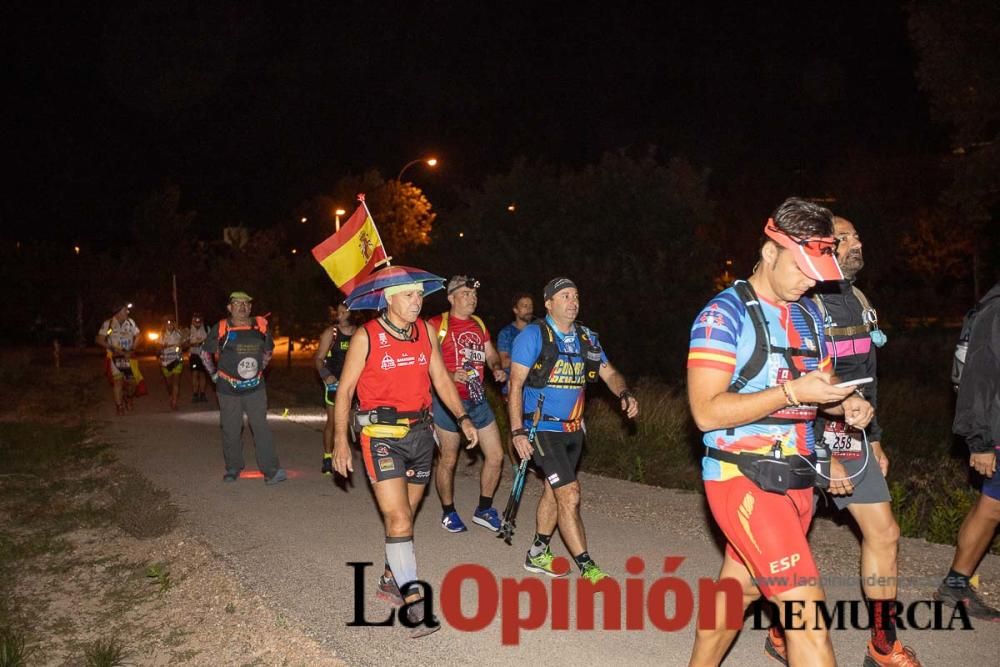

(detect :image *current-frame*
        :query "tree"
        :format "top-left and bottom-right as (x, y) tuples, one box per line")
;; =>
(908, 0), (1000, 297)
(301, 170), (436, 261)
(414, 151), (717, 380)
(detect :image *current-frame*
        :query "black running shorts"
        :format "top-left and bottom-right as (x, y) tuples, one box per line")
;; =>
(361, 424), (434, 485)
(530, 430), (585, 489)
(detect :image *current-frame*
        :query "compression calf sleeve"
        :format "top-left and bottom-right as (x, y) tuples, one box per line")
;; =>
(385, 536), (417, 592)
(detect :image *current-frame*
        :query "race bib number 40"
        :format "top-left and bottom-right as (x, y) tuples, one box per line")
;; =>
(823, 421), (863, 460)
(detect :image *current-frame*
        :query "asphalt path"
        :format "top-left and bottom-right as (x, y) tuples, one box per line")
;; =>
(109, 360), (1000, 666)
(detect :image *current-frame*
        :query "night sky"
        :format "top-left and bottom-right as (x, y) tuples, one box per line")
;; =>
(6, 1), (938, 246)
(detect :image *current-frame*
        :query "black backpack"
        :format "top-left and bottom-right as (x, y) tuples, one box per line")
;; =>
(952, 291), (1000, 391)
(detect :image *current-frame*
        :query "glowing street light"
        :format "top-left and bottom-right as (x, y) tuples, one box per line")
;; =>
(73, 245), (80, 255)
(507, 203), (516, 212)
(300, 217), (308, 224)
(397, 157), (439, 182)
(334, 208), (347, 232)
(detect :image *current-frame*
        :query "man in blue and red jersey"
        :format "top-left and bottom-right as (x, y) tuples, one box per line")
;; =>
(686, 198), (873, 667)
(333, 280), (478, 638)
(508, 277), (638, 583)
(429, 275), (508, 533)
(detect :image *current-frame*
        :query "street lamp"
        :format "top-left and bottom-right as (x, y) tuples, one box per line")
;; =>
(334, 208), (347, 232)
(397, 157), (439, 182)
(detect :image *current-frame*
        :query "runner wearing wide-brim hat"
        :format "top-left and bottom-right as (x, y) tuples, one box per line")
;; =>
(334, 271), (479, 638)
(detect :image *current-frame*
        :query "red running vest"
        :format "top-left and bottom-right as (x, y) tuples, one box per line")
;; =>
(357, 319), (433, 413)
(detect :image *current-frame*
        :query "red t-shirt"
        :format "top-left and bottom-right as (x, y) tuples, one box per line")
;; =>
(428, 313), (490, 401)
(357, 319), (433, 413)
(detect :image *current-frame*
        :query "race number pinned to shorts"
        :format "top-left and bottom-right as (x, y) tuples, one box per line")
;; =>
(823, 421), (863, 460)
(237, 357), (259, 380)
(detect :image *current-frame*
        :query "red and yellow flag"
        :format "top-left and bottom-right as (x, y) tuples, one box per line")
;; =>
(311, 200), (387, 294)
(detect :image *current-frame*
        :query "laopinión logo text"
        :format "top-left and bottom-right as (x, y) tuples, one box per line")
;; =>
(347, 557), (974, 644)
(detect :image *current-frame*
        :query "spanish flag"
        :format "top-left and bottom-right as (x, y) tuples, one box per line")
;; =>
(311, 199), (388, 294)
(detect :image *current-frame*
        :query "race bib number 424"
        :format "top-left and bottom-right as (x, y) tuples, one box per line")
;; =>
(237, 357), (259, 379)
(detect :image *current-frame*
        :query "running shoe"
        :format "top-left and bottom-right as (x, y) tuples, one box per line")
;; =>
(264, 468), (287, 485)
(934, 582), (1000, 621)
(376, 573), (403, 607)
(321, 457), (333, 476)
(580, 561), (609, 584)
(404, 602), (441, 638)
(472, 507), (501, 531)
(441, 511), (468, 533)
(863, 640), (922, 666)
(222, 471), (239, 483)
(523, 546), (568, 578)
(763, 626), (788, 665)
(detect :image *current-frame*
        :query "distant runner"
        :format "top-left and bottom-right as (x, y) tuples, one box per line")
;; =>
(496, 292), (534, 398)
(200, 291), (285, 485)
(158, 317), (185, 411)
(315, 302), (357, 475)
(96, 302), (140, 416)
(188, 312), (210, 403)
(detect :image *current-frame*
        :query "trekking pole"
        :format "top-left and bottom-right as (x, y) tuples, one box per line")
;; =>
(497, 394), (544, 545)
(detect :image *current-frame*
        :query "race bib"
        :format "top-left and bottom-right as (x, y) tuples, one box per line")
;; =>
(823, 421), (863, 460)
(237, 357), (259, 379)
(112, 355), (131, 371)
(161, 347), (180, 365)
(463, 348), (487, 364)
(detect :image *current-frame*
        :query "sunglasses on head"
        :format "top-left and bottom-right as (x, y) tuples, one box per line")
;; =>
(766, 224), (839, 257)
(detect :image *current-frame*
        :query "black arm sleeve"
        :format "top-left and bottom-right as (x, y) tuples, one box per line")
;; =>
(953, 301), (1000, 453)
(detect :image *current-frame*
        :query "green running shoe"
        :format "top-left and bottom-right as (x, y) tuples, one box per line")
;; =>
(523, 546), (568, 578)
(580, 561), (609, 584)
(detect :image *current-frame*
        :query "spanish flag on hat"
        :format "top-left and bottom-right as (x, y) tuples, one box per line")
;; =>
(311, 196), (389, 295)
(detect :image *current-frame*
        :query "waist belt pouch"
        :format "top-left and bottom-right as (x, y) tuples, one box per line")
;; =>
(362, 423), (410, 439)
(737, 457), (792, 494)
(812, 447), (830, 489)
(229, 375), (261, 391)
(354, 406), (400, 427)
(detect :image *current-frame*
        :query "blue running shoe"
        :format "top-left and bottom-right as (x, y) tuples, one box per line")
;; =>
(441, 510), (468, 533)
(472, 507), (501, 532)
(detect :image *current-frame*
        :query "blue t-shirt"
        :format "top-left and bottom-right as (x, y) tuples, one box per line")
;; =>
(687, 286), (830, 481)
(511, 316), (608, 432)
(497, 322), (525, 395)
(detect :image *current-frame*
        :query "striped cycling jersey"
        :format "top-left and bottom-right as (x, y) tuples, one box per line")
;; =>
(688, 286), (831, 481)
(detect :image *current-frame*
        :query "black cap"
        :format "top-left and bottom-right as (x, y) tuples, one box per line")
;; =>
(543, 277), (576, 301)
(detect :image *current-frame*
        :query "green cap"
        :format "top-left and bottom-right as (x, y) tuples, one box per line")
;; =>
(229, 291), (253, 302)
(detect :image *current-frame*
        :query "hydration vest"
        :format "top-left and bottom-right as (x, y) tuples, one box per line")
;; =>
(524, 319), (602, 389)
(727, 280), (821, 394)
(435, 311), (487, 342)
(217, 316), (269, 351)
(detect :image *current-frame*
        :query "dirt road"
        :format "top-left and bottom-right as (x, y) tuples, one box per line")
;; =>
(111, 362), (1000, 666)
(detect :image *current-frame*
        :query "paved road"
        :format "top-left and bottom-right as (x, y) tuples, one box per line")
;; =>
(110, 362), (1000, 666)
